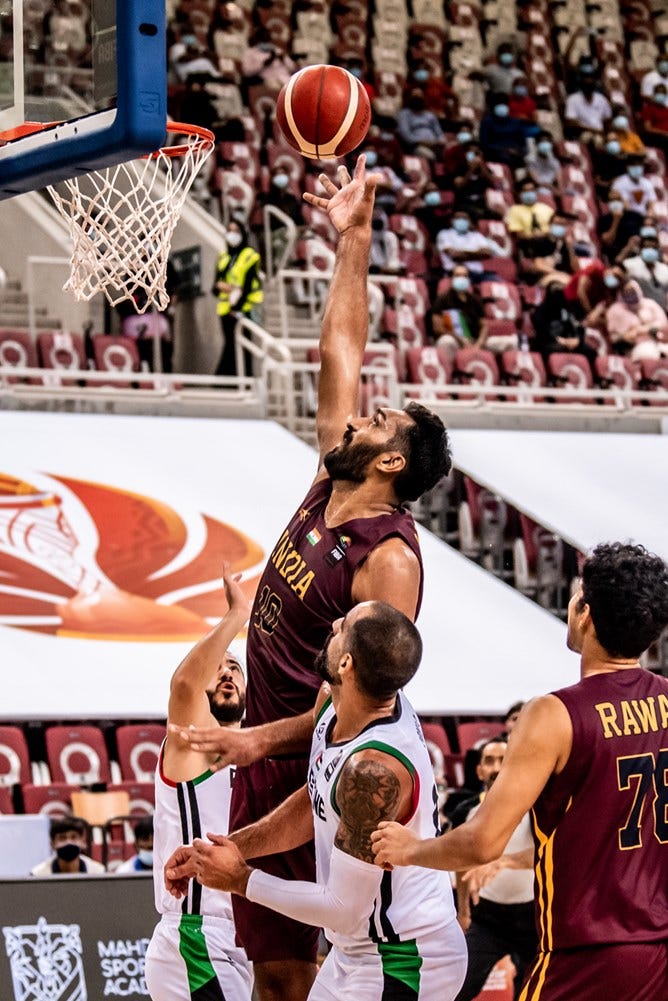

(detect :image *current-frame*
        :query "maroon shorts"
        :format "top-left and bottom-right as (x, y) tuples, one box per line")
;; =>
(230, 756), (319, 965)
(519, 942), (668, 1001)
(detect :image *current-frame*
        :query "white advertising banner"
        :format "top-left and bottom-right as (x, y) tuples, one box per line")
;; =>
(0, 412), (574, 718)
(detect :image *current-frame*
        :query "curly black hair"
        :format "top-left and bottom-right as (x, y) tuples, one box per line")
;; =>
(390, 402), (452, 503)
(580, 542), (668, 658)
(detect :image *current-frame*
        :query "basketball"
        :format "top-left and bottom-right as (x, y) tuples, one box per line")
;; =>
(276, 65), (371, 160)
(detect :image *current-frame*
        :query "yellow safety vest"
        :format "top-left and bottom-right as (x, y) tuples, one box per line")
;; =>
(215, 246), (263, 317)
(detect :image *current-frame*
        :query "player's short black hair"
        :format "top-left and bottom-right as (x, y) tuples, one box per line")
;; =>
(134, 816), (154, 842)
(348, 602), (422, 700)
(580, 542), (668, 658)
(392, 402), (452, 503)
(504, 701), (525, 721)
(477, 736), (508, 755)
(50, 816), (88, 840)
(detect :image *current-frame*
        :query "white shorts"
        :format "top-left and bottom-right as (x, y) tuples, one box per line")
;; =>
(309, 921), (467, 1001)
(145, 913), (253, 1001)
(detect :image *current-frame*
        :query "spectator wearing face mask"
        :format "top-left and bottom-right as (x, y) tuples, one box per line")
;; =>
(346, 58), (376, 103)
(369, 210), (402, 273)
(262, 167), (304, 225)
(562, 28), (599, 92)
(431, 265), (489, 352)
(508, 77), (537, 122)
(443, 127), (476, 181)
(479, 93), (528, 168)
(525, 132), (561, 194)
(640, 53), (668, 100)
(413, 184), (453, 242)
(212, 219), (263, 376)
(436, 211), (508, 276)
(641, 84), (668, 151)
(518, 214), (576, 283)
(397, 89), (445, 158)
(612, 158), (657, 217)
(531, 277), (598, 370)
(115, 816), (154, 874)
(483, 43), (523, 94)
(504, 180), (554, 249)
(405, 63), (458, 122)
(564, 74), (612, 139)
(606, 279), (668, 359)
(620, 235), (668, 307)
(452, 143), (495, 219)
(593, 130), (631, 199)
(608, 108), (645, 155)
(31, 817), (104, 875)
(598, 187), (644, 260)
(358, 147), (405, 213)
(563, 262), (625, 320)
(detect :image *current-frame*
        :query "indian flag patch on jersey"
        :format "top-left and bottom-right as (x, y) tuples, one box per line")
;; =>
(306, 528), (321, 546)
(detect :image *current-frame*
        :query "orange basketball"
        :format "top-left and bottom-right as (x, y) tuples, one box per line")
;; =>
(276, 65), (371, 160)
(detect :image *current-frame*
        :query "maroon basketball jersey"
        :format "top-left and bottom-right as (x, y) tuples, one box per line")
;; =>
(245, 476), (423, 726)
(532, 668), (668, 951)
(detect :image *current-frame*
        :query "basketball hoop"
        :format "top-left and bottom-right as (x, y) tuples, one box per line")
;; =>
(47, 122), (215, 313)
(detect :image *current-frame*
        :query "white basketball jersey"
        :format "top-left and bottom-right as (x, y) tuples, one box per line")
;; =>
(153, 746), (235, 920)
(308, 691), (457, 953)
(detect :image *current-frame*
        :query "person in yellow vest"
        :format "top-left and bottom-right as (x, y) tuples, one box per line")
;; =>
(213, 218), (263, 376)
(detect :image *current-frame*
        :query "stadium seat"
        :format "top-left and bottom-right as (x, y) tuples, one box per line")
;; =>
(546, 353), (595, 403)
(457, 721), (506, 753)
(480, 282), (522, 321)
(0, 787), (14, 813)
(0, 329), (40, 383)
(389, 214), (429, 252)
(92, 335), (143, 387)
(405, 346), (452, 400)
(219, 142), (259, 185)
(388, 276), (430, 316)
(500, 350), (547, 402)
(37, 331), (87, 385)
(22, 782), (76, 816)
(478, 220), (514, 257)
(454, 347), (500, 400)
(0, 726), (32, 787)
(381, 304), (425, 351)
(513, 513), (566, 612)
(115, 724), (166, 782)
(108, 782), (156, 815)
(594, 356), (640, 404)
(479, 257), (518, 284)
(45, 725), (112, 784)
(639, 358), (668, 403)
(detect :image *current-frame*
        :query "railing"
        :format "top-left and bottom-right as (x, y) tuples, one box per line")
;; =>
(263, 205), (298, 280)
(25, 256), (71, 337)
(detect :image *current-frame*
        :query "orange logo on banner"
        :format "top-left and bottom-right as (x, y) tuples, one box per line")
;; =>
(0, 472), (263, 641)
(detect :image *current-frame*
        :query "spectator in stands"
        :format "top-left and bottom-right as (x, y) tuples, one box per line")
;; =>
(641, 83), (668, 151)
(518, 212), (576, 283)
(31, 816), (104, 876)
(525, 132), (561, 195)
(116, 817), (155, 874)
(213, 219), (263, 376)
(640, 53), (668, 100)
(361, 148), (405, 214)
(479, 93), (528, 168)
(346, 58), (376, 105)
(241, 29), (295, 93)
(620, 235), (668, 307)
(564, 72), (611, 140)
(609, 108), (645, 156)
(208, 1), (246, 58)
(436, 210), (507, 278)
(405, 62), (458, 123)
(504, 179), (554, 252)
(370, 210), (402, 274)
(443, 126), (476, 182)
(396, 89), (445, 159)
(606, 279), (668, 360)
(412, 184), (452, 242)
(612, 157), (657, 218)
(561, 27), (600, 93)
(508, 76), (536, 122)
(593, 130), (631, 199)
(562, 260), (625, 320)
(483, 43), (523, 95)
(174, 35), (221, 83)
(598, 186), (644, 261)
(431, 265), (489, 352)
(261, 167), (304, 225)
(452, 143), (495, 220)
(531, 277), (598, 370)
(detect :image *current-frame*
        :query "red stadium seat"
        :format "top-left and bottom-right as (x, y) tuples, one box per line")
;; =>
(398, 248), (429, 276)
(500, 350), (547, 402)
(420, 721), (452, 757)
(639, 358), (668, 404)
(457, 721), (506, 753)
(0, 726), (32, 787)
(22, 782), (76, 816)
(37, 331), (87, 380)
(219, 141), (259, 184)
(454, 348), (500, 399)
(480, 281), (521, 321)
(388, 276), (430, 316)
(389, 214), (429, 252)
(115, 725), (166, 782)
(381, 305), (425, 351)
(478, 219), (514, 258)
(546, 353), (595, 403)
(594, 356), (640, 404)
(0, 329), (40, 383)
(45, 725), (112, 784)
(513, 513), (565, 610)
(479, 257), (518, 284)
(0, 787), (14, 813)
(400, 155), (432, 189)
(487, 162), (514, 192)
(108, 782), (156, 815)
(405, 346), (452, 400)
(92, 335), (142, 387)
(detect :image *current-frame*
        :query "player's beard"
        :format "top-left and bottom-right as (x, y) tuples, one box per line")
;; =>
(314, 632), (340, 686)
(324, 439), (388, 483)
(208, 689), (246, 724)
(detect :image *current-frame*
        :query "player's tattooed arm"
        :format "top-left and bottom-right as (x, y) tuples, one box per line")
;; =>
(334, 750), (413, 864)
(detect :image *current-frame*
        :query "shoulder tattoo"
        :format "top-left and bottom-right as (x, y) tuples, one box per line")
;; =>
(334, 757), (402, 864)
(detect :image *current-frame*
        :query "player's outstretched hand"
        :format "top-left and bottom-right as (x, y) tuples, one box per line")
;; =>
(167, 721), (263, 770)
(303, 155), (382, 235)
(371, 820), (419, 869)
(164, 844), (196, 898)
(221, 562), (250, 624)
(461, 857), (505, 905)
(193, 833), (252, 895)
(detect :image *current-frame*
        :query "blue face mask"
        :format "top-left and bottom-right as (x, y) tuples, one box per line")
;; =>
(606, 140), (621, 155)
(654, 91), (668, 106)
(537, 140), (552, 155)
(499, 52), (514, 66)
(453, 218), (470, 233)
(514, 85), (528, 97)
(364, 150), (378, 167)
(579, 62), (595, 74)
(414, 69), (429, 82)
(272, 173), (289, 189)
(641, 247), (660, 263)
(457, 130), (473, 144)
(550, 224), (567, 239)
(452, 275), (471, 292)
(658, 61), (668, 76)
(465, 149), (477, 163)
(604, 274), (620, 289)
(628, 165), (644, 180)
(640, 226), (657, 239)
(138, 849), (154, 867)
(424, 191), (441, 206)
(612, 115), (629, 130)
(521, 190), (538, 205)
(608, 199), (624, 214)
(349, 66), (362, 78)
(494, 104), (509, 117)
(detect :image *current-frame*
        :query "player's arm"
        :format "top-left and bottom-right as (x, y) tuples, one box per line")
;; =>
(190, 749), (413, 935)
(303, 156), (378, 466)
(461, 847), (534, 908)
(352, 536), (422, 620)
(372, 695), (572, 870)
(168, 682), (332, 769)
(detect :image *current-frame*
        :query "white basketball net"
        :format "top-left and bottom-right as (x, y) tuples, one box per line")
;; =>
(47, 125), (215, 313)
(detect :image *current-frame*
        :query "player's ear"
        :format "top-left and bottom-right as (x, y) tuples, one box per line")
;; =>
(376, 451), (406, 475)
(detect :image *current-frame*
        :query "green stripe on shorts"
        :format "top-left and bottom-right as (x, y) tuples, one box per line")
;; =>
(178, 914), (217, 994)
(379, 939), (422, 995)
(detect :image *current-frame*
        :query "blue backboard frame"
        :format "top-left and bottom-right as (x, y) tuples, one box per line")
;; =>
(0, 0), (167, 200)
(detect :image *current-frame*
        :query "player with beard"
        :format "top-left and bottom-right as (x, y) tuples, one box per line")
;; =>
(169, 156), (452, 1001)
(145, 568), (253, 1001)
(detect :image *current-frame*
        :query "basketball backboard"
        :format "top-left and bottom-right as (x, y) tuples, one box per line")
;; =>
(0, 0), (167, 199)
